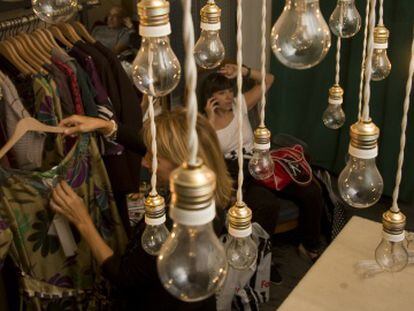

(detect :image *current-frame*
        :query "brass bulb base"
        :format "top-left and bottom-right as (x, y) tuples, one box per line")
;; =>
(382, 210), (406, 235)
(228, 201), (253, 231)
(329, 84), (344, 99)
(253, 127), (271, 145)
(138, 0), (170, 27)
(200, 0), (221, 24)
(144, 193), (166, 219)
(170, 159), (216, 212)
(374, 25), (389, 44)
(350, 119), (380, 150)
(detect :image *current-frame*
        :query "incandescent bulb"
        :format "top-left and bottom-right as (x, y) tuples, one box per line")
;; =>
(338, 120), (383, 208)
(323, 85), (346, 129)
(329, 0), (361, 38)
(194, 1), (225, 69)
(371, 26), (391, 81)
(271, 0), (331, 70)
(194, 30), (225, 69)
(157, 161), (227, 302)
(248, 127), (274, 180)
(338, 155), (383, 208)
(225, 235), (257, 270)
(132, 0), (181, 97)
(32, 0), (78, 24)
(141, 194), (169, 256)
(375, 236), (408, 272)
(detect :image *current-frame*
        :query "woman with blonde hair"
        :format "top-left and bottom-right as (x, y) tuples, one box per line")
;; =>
(50, 109), (233, 310)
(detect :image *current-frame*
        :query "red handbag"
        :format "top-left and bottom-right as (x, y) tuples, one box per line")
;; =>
(256, 144), (312, 191)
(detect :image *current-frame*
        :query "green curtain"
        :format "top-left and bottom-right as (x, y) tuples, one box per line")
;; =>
(267, 0), (414, 203)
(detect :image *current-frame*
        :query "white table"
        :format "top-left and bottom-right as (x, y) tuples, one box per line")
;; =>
(278, 216), (414, 311)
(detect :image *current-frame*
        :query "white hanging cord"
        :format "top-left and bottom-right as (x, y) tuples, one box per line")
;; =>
(357, 0), (371, 120)
(182, 0), (199, 166)
(148, 48), (158, 196)
(236, 0), (244, 204)
(378, 0), (384, 26)
(361, 0), (377, 121)
(335, 37), (341, 85)
(390, 31), (414, 213)
(259, 0), (267, 127)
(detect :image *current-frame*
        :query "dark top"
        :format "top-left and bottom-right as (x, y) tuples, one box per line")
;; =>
(101, 208), (225, 311)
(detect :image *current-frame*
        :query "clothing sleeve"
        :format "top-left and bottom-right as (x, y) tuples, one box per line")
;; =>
(0, 218), (12, 271)
(116, 123), (146, 156)
(117, 28), (133, 48)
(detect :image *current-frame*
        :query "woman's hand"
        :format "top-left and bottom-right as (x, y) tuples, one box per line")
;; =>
(123, 17), (134, 30)
(59, 115), (114, 137)
(205, 97), (218, 124)
(218, 64), (248, 79)
(50, 181), (93, 232)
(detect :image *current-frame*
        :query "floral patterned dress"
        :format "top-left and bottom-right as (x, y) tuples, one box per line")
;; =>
(0, 134), (127, 310)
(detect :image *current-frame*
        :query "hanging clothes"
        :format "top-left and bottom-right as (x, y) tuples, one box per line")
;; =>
(0, 72), (45, 170)
(0, 134), (128, 309)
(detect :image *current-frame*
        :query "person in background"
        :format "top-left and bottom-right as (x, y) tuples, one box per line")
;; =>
(92, 5), (136, 55)
(51, 109), (233, 310)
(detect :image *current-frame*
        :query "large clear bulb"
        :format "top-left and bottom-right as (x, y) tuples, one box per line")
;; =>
(271, 0), (331, 70)
(329, 0), (361, 38)
(141, 223), (169, 256)
(32, 0), (78, 24)
(132, 36), (181, 97)
(338, 155), (383, 208)
(248, 149), (274, 180)
(371, 48), (391, 81)
(226, 235), (257, 270)
(194, 30), (225, 69)
(375, 236), (408, 272)
(157, 223), (227, 302)
(322, 104), (345, 129)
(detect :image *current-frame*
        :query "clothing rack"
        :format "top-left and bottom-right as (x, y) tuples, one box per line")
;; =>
(0, 0), (100, 36)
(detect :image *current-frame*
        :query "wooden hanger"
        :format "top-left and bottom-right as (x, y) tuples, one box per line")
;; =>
(57, 23), (82, 44)
(7, 37), (45, 74)
(15, 34), (51, 65)
(49, 26), (73, 49)
(72, 21), (96, 44)
(0, 117), (65, 160)
(0, 41), (35, 75)
(24, 33), (52, 60)
(43, 29), (61, 48)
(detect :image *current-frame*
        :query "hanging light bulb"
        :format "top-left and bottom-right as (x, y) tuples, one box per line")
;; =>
(194, 0), (225, 69)
(322, 84), (346, 129)
(270, 0), (331, 70)
(338, 120), (383, 208)
(226, 202), (257, 270)
(371, 25), (392, 81)
(32, 0), (78, 24)
(375, 210), (408, 272)
(157, 160), (227, 302)
(141, 193), (169, 256)
(329, 0), (361, 38)
(248, 127), (274, 180)
(132, 0), (181, 96)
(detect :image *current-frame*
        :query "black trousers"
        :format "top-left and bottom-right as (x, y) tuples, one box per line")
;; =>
(226, 159), (323, 251)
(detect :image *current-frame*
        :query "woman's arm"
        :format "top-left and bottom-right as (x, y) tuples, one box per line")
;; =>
(51, 181), (114, 265)
(219, 64), (274, 111)
(59, 115), (146, 156)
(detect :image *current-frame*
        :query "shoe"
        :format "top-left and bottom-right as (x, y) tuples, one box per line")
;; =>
(270, 265), (283, 285)
(298, 243), (322, 264)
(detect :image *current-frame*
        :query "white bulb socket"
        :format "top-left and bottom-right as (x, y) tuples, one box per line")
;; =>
(139, 23), (171, 37)
(349, 145), (378, 159)
(170, 201), (216, 226)
(382, 230), (405, 243)
(328, 97), (343, 105)
(145, 214), (166, 226)
(253, 142), (271, 150)
(374, 42), (388, 49)
(200, 22), (221, 31)
(228, 225), (252, 238)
